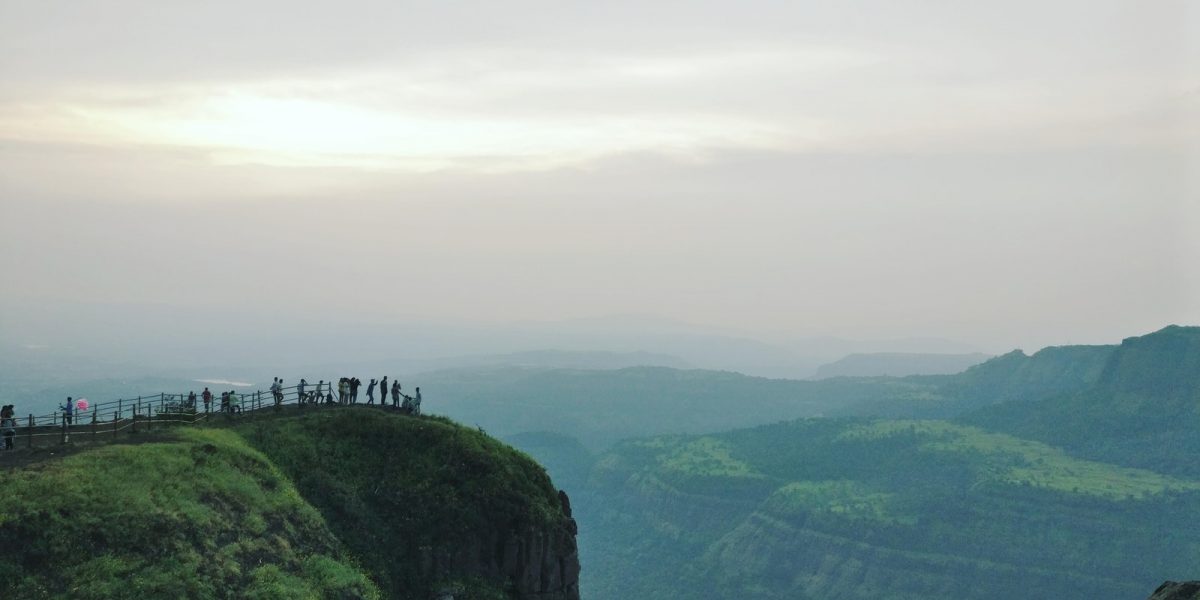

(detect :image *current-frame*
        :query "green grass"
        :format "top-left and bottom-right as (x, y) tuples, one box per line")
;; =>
(658, 437), (762, 479)
(234, 409), (574, 599)
(840, 420), (1200, 499)
(762, 480), (910, 525)
(0, 408), (577, 600)
(0, 428), (379, 599)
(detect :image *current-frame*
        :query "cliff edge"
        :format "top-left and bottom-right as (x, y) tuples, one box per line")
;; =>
(0, 408), (580, 600)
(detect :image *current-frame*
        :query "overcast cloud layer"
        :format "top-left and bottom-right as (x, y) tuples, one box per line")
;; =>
(1, 0), (1198, 353)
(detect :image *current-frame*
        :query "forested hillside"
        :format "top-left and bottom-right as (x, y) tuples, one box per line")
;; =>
(562, 326), (1200, 600)
(963, 325), (1200, 476)
(578, 418), (1200, 599)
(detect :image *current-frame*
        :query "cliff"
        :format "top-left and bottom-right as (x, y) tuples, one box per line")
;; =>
(962, 325), (1200, 477)
(1149, 582), (1200, 600)
(0, 408), (580, 600)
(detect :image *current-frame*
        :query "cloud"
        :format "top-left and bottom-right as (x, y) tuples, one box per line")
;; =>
(0, 0), (1195, 350)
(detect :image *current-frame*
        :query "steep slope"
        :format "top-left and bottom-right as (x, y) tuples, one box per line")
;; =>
(941, 344), (1113, 406)
(237, 411), (580, 600)
(834, 342), (1115, 419)
(0, 409), (580, 600)
(963, 325), (1200, 476)
(1150, 582), (1200, 599)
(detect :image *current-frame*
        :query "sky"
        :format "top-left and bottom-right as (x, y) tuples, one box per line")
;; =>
(1, 0), (1198, 355)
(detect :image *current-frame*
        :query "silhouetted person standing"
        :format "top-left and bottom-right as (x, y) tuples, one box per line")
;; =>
(379, 377), (388, 408)
(366, 379), (377, 404)
(351, 377), (361, 403)
(391, 381), (401, 407)
(1, 405), (15, 450)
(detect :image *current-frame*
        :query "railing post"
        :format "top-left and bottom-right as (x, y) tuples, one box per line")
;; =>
(27, 414), (33, 448)
(92, 410), (98, 440)
(118, 398), (123, 421)
(114, 411), (119, 438)
(134, 399), (140, 433)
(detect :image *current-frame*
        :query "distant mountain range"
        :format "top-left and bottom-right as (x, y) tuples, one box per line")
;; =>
(813, 352), (993, 378)
(422, 332), (1120, 448)
(2, 303), (984, 379)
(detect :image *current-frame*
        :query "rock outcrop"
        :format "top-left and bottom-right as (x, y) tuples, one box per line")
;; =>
(1149, 581), (1200, 600)
(426, 492), (580, 600)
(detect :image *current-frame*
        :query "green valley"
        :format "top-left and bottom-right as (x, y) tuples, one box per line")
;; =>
(495, 325), (1200, 600)
(577, 417), (1200, 599)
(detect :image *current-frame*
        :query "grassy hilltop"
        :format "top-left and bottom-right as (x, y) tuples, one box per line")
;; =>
(0, 409), (578, 600)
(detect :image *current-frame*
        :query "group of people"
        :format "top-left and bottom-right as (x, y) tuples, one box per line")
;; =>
(194, 376), (423, 416)
(291, 376), (422, 415)
(2, 376), (425, 451)
(1, 405), (15, 450)
(186, 387), (242, 414)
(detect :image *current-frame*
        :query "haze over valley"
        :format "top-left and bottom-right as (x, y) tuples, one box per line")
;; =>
(1, 1), (1197, 599)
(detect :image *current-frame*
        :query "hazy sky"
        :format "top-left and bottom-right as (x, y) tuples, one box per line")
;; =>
(2, 0), (1197, 352)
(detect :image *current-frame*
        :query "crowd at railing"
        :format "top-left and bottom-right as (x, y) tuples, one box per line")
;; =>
(0, 376), (424, 452)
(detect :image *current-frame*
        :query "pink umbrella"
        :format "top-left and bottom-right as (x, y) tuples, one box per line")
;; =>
(76, 398), (89, 411)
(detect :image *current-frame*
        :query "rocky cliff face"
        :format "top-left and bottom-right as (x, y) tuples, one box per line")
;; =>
(237, 409), (582, 600)
(428, 492), (580, 600)
(1149, 581), (1200, 600)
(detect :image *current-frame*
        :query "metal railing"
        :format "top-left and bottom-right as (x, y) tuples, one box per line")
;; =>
(1, 381), (420, 451)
